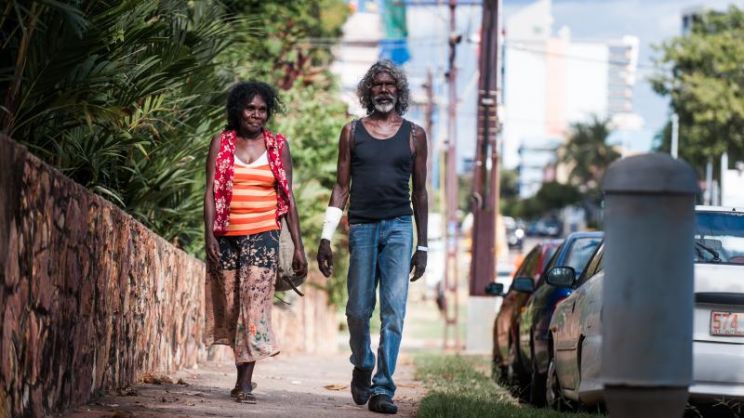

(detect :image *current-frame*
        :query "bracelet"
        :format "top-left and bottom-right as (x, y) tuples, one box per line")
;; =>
(417, 246), (428, 252)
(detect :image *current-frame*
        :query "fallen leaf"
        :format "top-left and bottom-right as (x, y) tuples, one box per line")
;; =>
(324, 384), (348, 391)
(118, 387), (138, 397)
(143, 374), (161, 385)
(177, 378), (188, 386)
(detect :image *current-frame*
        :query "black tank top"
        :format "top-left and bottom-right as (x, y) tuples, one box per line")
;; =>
(349, 119), (414, 224)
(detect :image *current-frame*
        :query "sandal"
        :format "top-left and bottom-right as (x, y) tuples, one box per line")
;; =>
(231, 382), (257, 398)
(235, 390), (256, 404)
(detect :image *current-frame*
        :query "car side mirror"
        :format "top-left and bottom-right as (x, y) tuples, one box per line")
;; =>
(512, 277), (534, 294)
(485, 282), (504, 297)
(545, 266), (576, 288)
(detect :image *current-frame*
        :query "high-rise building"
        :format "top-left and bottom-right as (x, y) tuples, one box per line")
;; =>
(502, 0), (643, 197)
(681, 6), (706, 35)
(330, 1), (382, 117)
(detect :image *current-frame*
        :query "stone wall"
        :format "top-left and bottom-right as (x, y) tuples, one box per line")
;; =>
(0, 136), (337, 417)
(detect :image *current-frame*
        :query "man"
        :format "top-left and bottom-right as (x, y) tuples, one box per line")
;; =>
(316, 60), (428, 414)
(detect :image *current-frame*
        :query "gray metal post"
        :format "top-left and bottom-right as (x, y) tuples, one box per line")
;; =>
(721, 152), (728, 206)
(671, 113), (679, 159)
(601, 153), (699, 418)
(705, 158), (713, 205)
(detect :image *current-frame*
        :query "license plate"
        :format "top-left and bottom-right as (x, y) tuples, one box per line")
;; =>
(710, 311), (744, 337)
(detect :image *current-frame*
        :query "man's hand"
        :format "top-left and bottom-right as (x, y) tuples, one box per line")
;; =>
(317, 239), (334, 277)
(206, 233), (220, 267)
(293, 247), (308, 279)
(410, 250), (427, 282)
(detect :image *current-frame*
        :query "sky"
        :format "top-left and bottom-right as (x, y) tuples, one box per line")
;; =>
(503, 0), (744, 152)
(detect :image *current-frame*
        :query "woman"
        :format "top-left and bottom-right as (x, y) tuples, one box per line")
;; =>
(204, 81), (307, 404)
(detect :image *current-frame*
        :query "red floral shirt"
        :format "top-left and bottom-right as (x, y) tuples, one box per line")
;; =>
(212, 129), (291, 235)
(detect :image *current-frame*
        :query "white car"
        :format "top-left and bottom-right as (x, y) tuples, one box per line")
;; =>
(546, 206), (744, 410)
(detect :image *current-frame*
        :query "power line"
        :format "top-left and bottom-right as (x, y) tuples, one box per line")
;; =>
(298, 37), (661, 72)
(505, 42), (657, 70)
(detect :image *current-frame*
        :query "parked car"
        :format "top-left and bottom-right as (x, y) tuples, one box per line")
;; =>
(492, 241), (561, 389)
(541, 218), (563, 238)
(504, 216), (525, 250)
(546, 206), (744, 411)
(515, 232), (603, 406)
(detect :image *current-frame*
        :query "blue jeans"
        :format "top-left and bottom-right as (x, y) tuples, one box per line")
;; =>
(346, 215), (414, 398)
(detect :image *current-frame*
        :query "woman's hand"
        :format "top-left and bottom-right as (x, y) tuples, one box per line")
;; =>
(292, 247), (308, 279)
(206, 233), (220, 267)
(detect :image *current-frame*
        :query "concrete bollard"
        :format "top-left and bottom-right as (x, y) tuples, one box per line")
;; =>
(601, 153), (699, 418)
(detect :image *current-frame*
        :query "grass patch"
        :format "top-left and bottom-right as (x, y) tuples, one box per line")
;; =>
(414, 354), (597, 418)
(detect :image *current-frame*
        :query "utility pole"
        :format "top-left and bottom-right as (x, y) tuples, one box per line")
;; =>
(469, 0), (500, 297)
(423, 69), (434, 197)
(443, 0), (462, 352)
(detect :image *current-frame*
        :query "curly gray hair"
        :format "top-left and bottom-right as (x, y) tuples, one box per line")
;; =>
(356, 60), (410, 115)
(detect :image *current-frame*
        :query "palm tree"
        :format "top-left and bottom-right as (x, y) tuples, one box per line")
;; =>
(559, 116), (621, 192)
(1, 0), (240, 251)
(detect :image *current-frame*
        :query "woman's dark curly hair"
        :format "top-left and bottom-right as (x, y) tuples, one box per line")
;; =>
(225, 81), (283, 131)
(357, 60), (410, 115)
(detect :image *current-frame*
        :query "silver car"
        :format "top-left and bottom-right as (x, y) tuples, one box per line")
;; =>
(546, 206), (744, 410)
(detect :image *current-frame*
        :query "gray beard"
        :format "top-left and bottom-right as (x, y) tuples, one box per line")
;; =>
(373, 101), (395, 113)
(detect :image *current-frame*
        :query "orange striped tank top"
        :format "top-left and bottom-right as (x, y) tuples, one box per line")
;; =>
(225, 152), (280, 236)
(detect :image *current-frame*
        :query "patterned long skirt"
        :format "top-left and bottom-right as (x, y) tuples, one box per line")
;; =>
(205, 230), (280, 364)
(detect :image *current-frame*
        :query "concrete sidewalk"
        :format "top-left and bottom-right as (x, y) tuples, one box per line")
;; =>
(63, 352), (424, 417)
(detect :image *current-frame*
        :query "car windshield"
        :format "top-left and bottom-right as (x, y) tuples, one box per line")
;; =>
(564, 237), (603, 276)
(695, 211), (744, 265)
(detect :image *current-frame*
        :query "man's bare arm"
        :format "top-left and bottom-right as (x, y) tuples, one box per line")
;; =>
(317, 122), (353, 277)
(410, 123), (428, 281)
(329, 122), (353, 209)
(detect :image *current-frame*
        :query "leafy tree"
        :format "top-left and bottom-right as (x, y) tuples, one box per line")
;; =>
(1, 0), (354, 305)
(500, 169), (520, 199)
(275, 83), (349, 306)
(222, 0), (348, 89)
(501, 181), (581, 220)
(559, 116), (620, 192)
(651, 6), (744, 171)
(534, 181), (582, 212)
(1, 0), (236, 252)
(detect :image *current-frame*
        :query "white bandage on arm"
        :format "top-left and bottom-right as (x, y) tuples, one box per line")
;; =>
(321, 206), (344, 241)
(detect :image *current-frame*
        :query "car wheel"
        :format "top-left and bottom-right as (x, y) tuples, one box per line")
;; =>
(546, 356), (572, 411)
(507, 341), (529, 400)
(492, 353), (508, 385)
(530, 354), (547, 407)
(492, 361), (508, 385)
